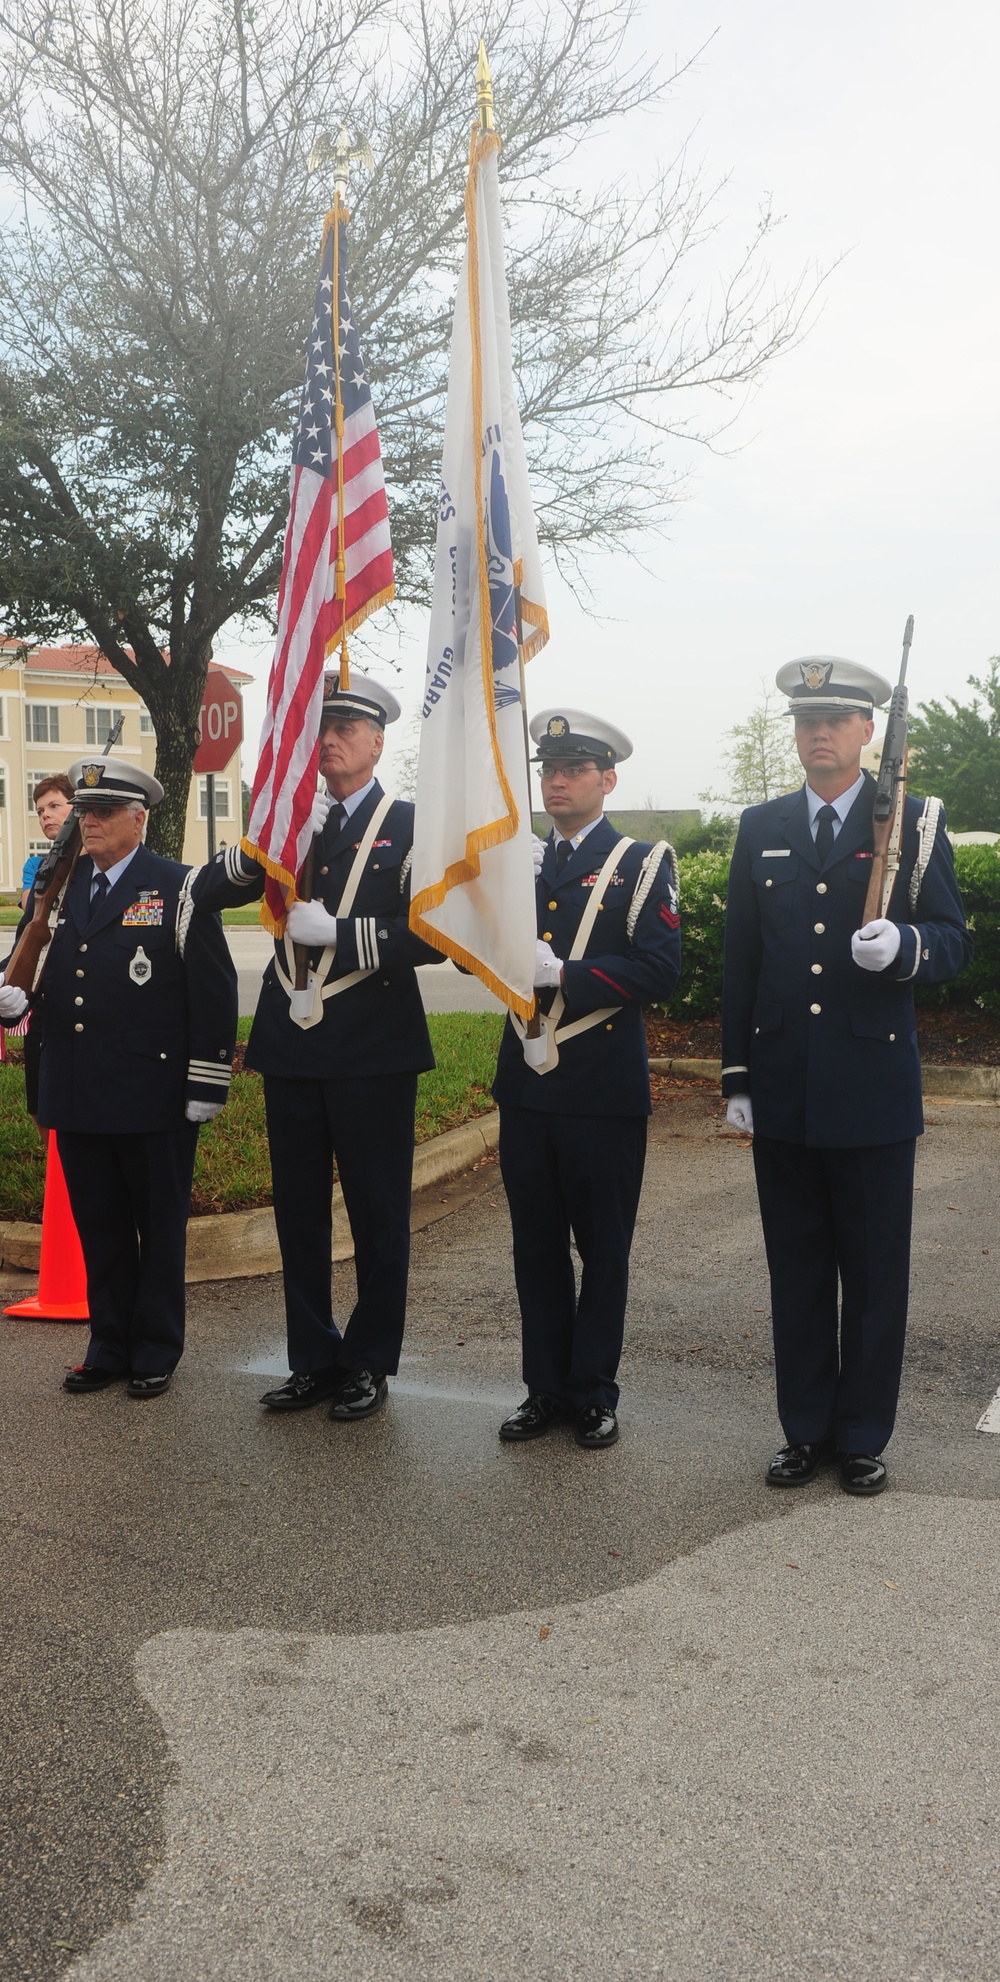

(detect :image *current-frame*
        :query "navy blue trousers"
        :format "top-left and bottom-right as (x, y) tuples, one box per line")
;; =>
(263, 1073), (417, 1376)
(498, 1107), (647, 1410)
(751, 1134), (916, 1454)
(58, 1124), (199, 1376)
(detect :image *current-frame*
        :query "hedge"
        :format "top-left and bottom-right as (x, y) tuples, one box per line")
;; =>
(664, 843), (1000, 1020)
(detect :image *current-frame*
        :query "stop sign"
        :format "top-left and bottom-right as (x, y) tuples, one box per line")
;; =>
(194, 671), (244, 773)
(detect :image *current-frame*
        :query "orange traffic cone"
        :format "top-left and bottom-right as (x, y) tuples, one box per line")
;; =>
(4, 1132), (90, 1321)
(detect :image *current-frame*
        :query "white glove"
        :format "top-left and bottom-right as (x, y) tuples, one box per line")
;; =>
(531, 834), (547, 877)
(286, 899), (339, 948)
(309, 788), (334, 835)
(0, 975), (28, 1021)
(726, 1094), (754, 1133)
(186, 1099), (224, 1124)
(851, 918), (901, 972)
(533, 938), (564, 989)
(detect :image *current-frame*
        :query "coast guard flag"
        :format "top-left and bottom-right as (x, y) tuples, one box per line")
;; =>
(243, 198), (394, 933)
(409, 129), (548, 1019)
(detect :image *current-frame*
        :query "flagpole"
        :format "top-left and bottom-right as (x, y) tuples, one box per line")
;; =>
(478, 41), (543, 1039)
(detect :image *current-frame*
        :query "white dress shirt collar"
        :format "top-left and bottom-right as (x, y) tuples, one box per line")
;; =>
(553, 813), (604, 851)
(332, 775), (378, 821)
(90, 846), (142, 895)
(805, 770), (866, 835)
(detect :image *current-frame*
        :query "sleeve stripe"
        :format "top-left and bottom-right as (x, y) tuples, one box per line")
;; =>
(721, 1065), (749, 1076)
(353, 917), (379, 969)
(902, 926), (921, 980)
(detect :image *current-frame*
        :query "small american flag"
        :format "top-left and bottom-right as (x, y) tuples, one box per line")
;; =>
(243, 198), (394, 932)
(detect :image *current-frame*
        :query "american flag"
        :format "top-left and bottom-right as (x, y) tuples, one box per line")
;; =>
(243, 199), (394, 932)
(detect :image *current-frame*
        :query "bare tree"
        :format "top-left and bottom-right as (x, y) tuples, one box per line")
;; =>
(702, 683), (802, 811)
(0, 0), (818, 852)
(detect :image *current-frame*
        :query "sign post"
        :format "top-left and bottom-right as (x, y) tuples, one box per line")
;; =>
(194, 672), (244, 858)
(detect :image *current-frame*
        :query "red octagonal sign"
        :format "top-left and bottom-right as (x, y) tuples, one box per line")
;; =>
(194, 671), (244, 774)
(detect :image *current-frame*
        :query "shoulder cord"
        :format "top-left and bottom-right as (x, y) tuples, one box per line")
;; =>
(175, 867), (199, 960)
(909, 797), (943, 912)
(626, 841), (677, 941)
(398, 848), (413, 896)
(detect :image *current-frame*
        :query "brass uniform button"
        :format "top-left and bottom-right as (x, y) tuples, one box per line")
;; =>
(74, 995), (84, 1006)
(765, 878), (773, 887)
(811, 963), (822, 975)
(810, 1002), (822, 1015)
(814, 922), (825, 934)
(816, 882), (827, 895)
(548, 900), (558, 911)
(74, 1022), (84, 1033)
(542, 931), (552, 941)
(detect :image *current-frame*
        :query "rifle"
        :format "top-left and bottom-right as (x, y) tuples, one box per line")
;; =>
(861, 615), (913, 925)
(4, 714), (125, 996)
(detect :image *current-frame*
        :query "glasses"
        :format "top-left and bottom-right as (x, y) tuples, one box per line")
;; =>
(537, 761), (599, 780)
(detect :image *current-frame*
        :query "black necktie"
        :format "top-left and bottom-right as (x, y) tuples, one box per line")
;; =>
(90, 871), (110, 912)
(328, 802), (346, 834)
(815, 804), (838, 864)
(555, 839), (572, 873)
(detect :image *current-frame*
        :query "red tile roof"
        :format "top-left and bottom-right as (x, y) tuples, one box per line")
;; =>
(0, 640), (252, 686)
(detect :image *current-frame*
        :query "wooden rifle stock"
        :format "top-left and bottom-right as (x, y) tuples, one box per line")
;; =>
(860, 615), (913, 926)
(4, 815), (82, 995)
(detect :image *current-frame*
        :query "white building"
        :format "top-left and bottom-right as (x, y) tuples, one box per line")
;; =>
(0, 641), (249, 893)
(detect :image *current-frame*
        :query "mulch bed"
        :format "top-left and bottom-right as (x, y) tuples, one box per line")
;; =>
(645, 1006), (1000, 1068)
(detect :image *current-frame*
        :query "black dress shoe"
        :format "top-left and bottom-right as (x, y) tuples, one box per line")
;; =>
(498, 1394), (562, 1442)
(766, 1440), (836, 1487)
(839, 1451), (887, 1496)
(574, 1403), (619, 1449)
(128, 1374), (171, 1400)
(328, 1370), (388, 1420)
(63, 1366), (125, 1393)
(260, 1369), (341, 1411)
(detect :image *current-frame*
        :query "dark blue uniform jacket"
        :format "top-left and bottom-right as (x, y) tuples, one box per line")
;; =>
(21, 845), (238, 1136)
(721, 778), (971, 1147)
(492, 815), (682, 1118)
(199, 784), (442, 1080)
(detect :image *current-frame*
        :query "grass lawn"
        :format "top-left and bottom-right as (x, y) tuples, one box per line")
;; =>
(0, 1011), (505, 1220)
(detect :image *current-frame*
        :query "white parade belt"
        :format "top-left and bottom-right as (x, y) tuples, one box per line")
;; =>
(511, 836), (633, 1075)
(275, 792), (395, 1030)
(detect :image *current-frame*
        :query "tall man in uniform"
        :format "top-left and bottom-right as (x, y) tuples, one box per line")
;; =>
(0, 758), (238, 1397)
(493, 709), (682, 1450)
(721, 657), (971, 1495)
(203, 670), (443, 1421)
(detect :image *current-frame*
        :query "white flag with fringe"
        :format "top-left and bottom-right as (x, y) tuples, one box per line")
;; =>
(409, 127), (548, 1021)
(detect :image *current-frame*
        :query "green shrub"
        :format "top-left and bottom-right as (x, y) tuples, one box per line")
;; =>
(657, 839), (997, 1022)
(665, 850), (729, 1019)
(920, 842), (1000, 1013)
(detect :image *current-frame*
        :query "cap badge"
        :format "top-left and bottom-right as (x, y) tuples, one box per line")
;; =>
(81, 764), (104, 787)
(546, 716), (569, 739)
(800, 662), (833, 692)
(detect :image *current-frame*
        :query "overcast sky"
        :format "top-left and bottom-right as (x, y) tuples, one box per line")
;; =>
(221, 0), (999, 813)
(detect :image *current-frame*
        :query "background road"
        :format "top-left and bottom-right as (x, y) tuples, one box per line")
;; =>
(225, 929), (505, 1016)
(0, 1081), (997, 1979)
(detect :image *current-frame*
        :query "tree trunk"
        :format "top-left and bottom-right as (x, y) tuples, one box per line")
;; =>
(141, 644), (211, 859)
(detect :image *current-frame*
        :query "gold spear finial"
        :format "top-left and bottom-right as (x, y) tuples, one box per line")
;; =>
(476, 39), (494, 133)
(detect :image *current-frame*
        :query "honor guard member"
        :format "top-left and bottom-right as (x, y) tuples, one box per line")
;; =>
(200, 670), (444, 1421)
(0, 757), (239, 1397)
(493, 709), (682, 1450)
(721, 657), (971, 1495)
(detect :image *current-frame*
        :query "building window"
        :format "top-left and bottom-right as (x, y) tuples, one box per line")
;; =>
(27, 772), (57, 809)
(85, 706), (118, 746)
(139, 709), (153, 733)
(198, 777), (232, 820)
(25, 704), (60, 744)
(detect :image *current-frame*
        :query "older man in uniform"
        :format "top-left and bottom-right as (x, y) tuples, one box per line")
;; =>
(0, 757), (238, 1396)
(722, 657), (971, 1494)
(493, 709), (682, 1451)
(203, 670), (443, 1421)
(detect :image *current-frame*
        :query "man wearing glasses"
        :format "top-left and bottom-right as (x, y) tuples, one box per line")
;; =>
(492, 709), (682, 1451)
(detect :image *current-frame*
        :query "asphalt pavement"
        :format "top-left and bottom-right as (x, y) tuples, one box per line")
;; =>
(226, 930), (504, 1016)
(0, 1082), (998, 1981)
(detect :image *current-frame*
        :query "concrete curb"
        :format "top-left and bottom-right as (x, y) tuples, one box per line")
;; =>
(649, 1055), (1000, 1099)
(0, 1110), (501, 1285)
